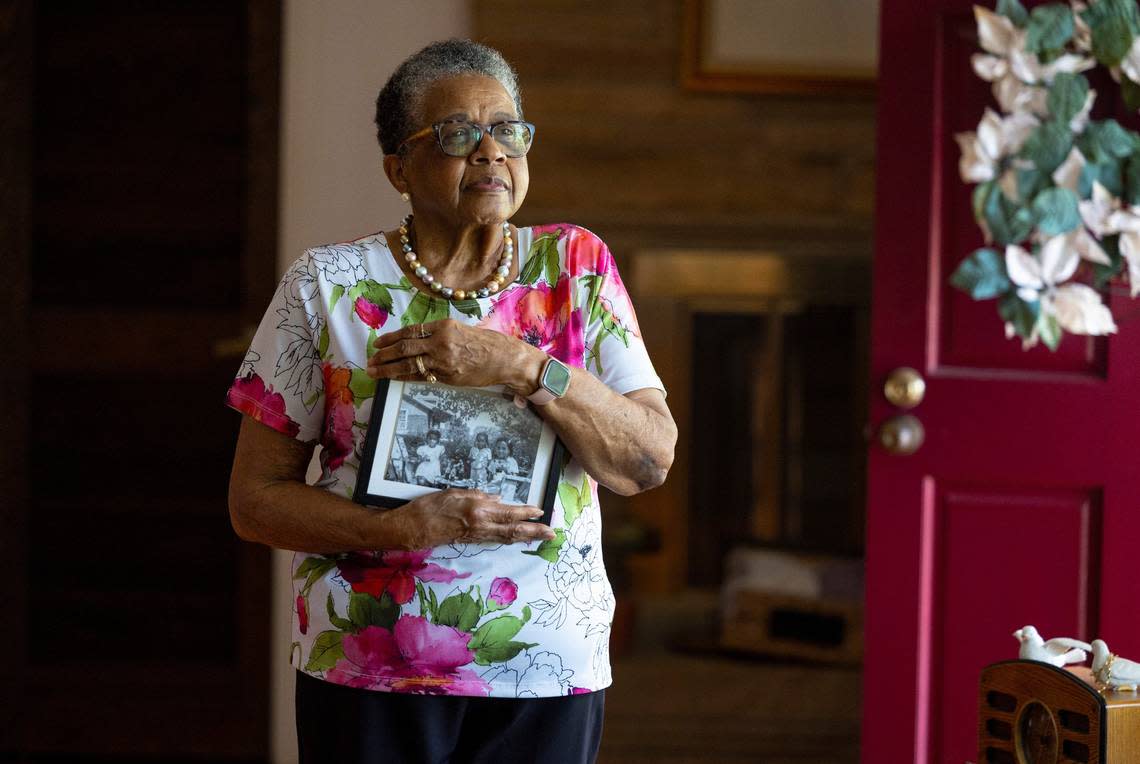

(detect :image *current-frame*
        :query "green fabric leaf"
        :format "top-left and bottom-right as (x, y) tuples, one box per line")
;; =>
(435, 590), (481, 632)
(1082, 0), (1140, 65)
(304, 630), (344, 671)
(1047, 73), (1089, 124)
(1124, 77), (1140, 113)
(522, 231), (561, 285)
(997, 0), (1029, 26)
(1094, 234), (1125, 288)
(981, 183), (1035, 245)
(318, 324), (330, 359)
(329, 284), (346, 312)
(452, 298), (483, 319)
(401, 292), (432, 326)
(1032, 187), (1081, 235)
(1026, 4), (1074, 54)
(558, 482), (583, 527)
(348, 592), (399, 630)
(365, 328), (378, 359)
(295, 557), (338, 596)
(544, 246), (560, 287)
(348, 279), (394, 313)
(950, 248), (1012, 300)
(601, 311), (631, 347)
(348, 367), (376, 404)
(522, 528), (566, 563)
(1020, 120), (1073, 175)
(325, 592), (355, 631)
(1123, 152), (1140, 206)
(1016, 168), (1048, 202)
(1083, 159), (1124, 197)
(1082, 119), (1137, 162)
(998, 292), (1042, 340)
(468, 614), (533, 665)
(1037, 313), (1063, 351)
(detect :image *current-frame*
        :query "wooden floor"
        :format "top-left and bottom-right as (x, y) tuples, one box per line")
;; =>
(598, 594), (861, 764)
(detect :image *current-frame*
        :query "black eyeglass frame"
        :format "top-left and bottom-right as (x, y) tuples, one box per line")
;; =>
(398, 119), (537, 158)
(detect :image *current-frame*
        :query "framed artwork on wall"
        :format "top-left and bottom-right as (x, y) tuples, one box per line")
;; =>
(681, 0), (879, 95)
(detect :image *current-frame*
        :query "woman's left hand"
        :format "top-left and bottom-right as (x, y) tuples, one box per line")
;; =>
(367, 318), (542, 392)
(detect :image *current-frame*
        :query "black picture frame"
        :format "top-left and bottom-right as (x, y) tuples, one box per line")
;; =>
(353, 378), (565, 526)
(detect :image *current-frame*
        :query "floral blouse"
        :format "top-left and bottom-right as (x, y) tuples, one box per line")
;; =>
(225, 224), (663, 697)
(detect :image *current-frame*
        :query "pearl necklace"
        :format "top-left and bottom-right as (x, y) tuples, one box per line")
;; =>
(399, 215), (513, 301)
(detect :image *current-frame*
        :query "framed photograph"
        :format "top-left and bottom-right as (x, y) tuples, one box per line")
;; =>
(681, 0), (878, 95)
(354, 379), (565, 525)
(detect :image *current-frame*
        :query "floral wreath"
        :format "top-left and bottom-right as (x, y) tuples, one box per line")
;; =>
(955, 0), (1140, 348)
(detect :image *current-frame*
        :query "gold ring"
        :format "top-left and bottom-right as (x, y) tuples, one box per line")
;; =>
(418, 325), (427, 339)
(425, 372), (438, 385)
(414, 354), (427, 377)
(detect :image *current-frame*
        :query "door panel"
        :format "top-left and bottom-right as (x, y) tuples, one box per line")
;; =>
(867, 2), (1140, 762)
(2, 0), (279, 757)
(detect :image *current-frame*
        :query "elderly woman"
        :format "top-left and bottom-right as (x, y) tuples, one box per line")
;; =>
(226, 39), (676, 764)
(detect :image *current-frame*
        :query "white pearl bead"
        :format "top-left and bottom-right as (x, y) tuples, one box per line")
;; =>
(496, 266), (509, 278)
(415, 265), (428, 277)
(405, 253), (416, 263)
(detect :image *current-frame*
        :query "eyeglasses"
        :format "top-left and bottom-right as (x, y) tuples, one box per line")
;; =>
(398, 119), (536, 158)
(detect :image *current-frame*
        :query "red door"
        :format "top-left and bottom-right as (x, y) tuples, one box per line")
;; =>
(866, 2), (1140, 762)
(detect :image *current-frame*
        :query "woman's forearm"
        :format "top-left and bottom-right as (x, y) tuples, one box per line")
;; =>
(507, 346), (677, 495)
(229, 476), (407, 553)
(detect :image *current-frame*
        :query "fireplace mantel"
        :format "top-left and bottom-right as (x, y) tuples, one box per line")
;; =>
(626, 248), (870, 593)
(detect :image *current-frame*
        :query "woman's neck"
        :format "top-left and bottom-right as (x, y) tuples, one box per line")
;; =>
(408, 214), (510, 287)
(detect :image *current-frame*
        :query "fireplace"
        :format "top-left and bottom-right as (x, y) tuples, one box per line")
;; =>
(627, 249), (871, 592)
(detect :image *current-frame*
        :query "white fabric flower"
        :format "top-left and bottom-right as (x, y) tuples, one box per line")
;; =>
(1006, 235), (1081, 302)
(1051, 146), (1086, 192)
(972, 6), (1093, 118)
(956, 108), (1040, 183)
(1079, 182), (1122, 237)
(1046, 284), (1118, 334)
(1006, 235), (1117, 335)
(1121, 36), (1140, 86)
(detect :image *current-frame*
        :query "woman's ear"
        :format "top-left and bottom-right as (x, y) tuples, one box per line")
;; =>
(383, 154), (408, 196)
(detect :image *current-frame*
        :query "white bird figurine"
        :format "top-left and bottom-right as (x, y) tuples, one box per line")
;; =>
(1091, 639), (1140, 692)
(1012, 625), (1090, 667)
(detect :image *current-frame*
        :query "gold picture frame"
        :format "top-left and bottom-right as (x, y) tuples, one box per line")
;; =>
(681, 0), (879, 95)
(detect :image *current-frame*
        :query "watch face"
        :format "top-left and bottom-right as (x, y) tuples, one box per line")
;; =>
(542, 359), (572, 396)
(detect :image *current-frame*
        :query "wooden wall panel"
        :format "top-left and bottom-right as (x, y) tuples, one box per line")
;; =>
(476, 0), (877, 591)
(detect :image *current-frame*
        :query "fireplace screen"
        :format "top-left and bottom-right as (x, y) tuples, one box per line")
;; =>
(688, 305), (869, 586)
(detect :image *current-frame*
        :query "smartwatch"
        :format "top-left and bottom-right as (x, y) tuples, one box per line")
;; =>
(527, 356), (572, 405)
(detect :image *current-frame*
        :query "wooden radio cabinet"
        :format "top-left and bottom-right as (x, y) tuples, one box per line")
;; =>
(979, 660), (1140, 763)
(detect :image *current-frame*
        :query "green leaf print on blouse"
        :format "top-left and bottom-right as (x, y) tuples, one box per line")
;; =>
(305, 630), (344, 671)
(349, 591), (399, 630)
(347, 367), (376, 404)
(452, 298), (483, 319)
(519, 230), (562, 285)
(468, 606), (537, 666)
(326, 592), (355, 631)
(402, 291), (450, 327)
(523, 528), (566, 563)
(435, 588), (483, 632)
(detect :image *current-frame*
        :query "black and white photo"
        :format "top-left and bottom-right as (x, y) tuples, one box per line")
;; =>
(355, 379), (562, 518)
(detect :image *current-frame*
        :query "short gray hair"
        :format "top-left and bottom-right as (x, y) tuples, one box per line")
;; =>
(375, 39), (523, 155)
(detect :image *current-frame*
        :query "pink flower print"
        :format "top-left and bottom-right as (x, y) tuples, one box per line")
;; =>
(569, 686), (592, 695)
(296, 595), (309, 635)
(226, 373), (302, 437)
(320, 363), (356, 470)
(529, 223), (568, 238)
(564, 226), (614, 279)
(482, 278), (584, 366)
(335, 550), (470, 605)
(327, 617), (492, 696)
(353, 296), (388, 329)
(488, 577), (518, 608)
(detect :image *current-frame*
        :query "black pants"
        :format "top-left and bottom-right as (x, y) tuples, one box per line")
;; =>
(295, 671), (605, 764)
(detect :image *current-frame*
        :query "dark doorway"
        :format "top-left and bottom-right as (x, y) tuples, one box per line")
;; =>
(1, 0), (280, 757)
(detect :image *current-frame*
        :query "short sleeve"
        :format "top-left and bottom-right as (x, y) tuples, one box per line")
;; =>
(224, 254), (326, 442)
(570, 228), (666, 396)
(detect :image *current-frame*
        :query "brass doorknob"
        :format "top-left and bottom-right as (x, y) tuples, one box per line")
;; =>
(884, 367), (926, 408)
(878, 415), (925, 455)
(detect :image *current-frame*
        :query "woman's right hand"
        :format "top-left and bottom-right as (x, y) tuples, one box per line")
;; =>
(387, 489), (554, 549)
